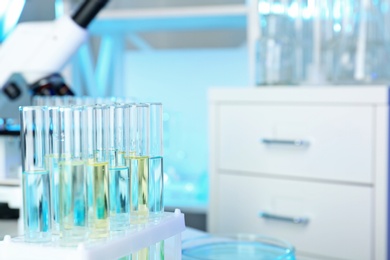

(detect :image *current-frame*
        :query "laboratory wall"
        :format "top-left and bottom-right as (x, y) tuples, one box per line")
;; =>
(123, 46), (249, 208)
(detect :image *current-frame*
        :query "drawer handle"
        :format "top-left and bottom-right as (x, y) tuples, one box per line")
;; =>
(260, 138), (310, 147)
(259, 211), (310, 225)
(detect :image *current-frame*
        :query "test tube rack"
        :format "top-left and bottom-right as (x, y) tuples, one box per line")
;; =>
(0, 210), (185, 260)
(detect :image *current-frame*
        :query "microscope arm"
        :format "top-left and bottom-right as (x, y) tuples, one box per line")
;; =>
(0, 0), (109, 100)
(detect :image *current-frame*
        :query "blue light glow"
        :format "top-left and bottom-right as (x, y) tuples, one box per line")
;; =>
(258, 2), (287, 15)
(271, 3), (286, 14)
(55, 0), (64, 18)
(333, 1), (341, 19)
(0, 0), (25, 41)
(333, 23), (341, 32)
(258, 0), (315, 19)
(258, 2), (271, 14)
(288, 2), (299, 18)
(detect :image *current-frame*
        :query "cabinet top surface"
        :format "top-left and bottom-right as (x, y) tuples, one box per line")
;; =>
(209, 86), (390, 104)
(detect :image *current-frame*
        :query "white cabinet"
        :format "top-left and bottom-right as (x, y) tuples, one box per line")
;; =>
(218, 104), (373, 183)
(208, 86), (390, 260)
(215, 174), (372, 259)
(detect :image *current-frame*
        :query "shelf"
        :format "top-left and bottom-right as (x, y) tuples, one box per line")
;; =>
(0, 210), (185, 260)
(90, 4), (248, 34)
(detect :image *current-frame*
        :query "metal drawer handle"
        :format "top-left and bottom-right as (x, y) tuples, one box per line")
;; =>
(259, 211), (310, 225)
(260, 138), (310, 147)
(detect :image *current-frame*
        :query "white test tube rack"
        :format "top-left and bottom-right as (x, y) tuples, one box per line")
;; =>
(0, 209), (185, 260)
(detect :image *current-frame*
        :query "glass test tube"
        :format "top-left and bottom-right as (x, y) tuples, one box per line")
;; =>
(58, 106), (88, 244)
(85, 105), (110, 238)
(147, 103), (164, 260)
(127, 104), (149, 259)
(45, 107), (61, 234)
(20, 106), (51, 242)
(108, 104), (130, 231)
(148, 103), (164, 216)
(127, 103), (149, 222)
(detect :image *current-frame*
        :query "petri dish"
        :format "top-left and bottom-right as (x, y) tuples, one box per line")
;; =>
(182, 234), (295, 260)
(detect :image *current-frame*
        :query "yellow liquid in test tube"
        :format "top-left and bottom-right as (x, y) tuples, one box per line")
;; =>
(59, 160), (88, 243)
(87, 160), (109, 238)
(126, 155), (149, 222)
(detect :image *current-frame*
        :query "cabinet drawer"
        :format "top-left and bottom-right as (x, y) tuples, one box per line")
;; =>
(218, 104), (373, 183)
(213, 173), (372, 260)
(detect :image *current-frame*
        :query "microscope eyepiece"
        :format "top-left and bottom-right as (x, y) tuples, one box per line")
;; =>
(72, 0), (109, 28)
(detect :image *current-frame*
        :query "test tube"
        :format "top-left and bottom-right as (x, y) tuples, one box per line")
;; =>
(148, 103), (164, 217)
(127, 104), (150, 260)
(85, 105), (110, 238)
(45, 107), (61, 234)
(127, 103), (149, 222)
(108, 104), (130, 231)
(20, 106), (51, 242)
(147, 103), (164, 260)
(58, 106), (88, 244)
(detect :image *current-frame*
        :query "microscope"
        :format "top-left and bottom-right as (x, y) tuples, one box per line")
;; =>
(0, 0), (109, 218)
(0, 0), (109, 121)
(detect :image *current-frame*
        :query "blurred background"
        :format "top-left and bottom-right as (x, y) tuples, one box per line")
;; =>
(1, 0), (390, 259)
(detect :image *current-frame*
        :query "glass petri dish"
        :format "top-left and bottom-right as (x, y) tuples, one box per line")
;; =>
(182, 234), (295, 260)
